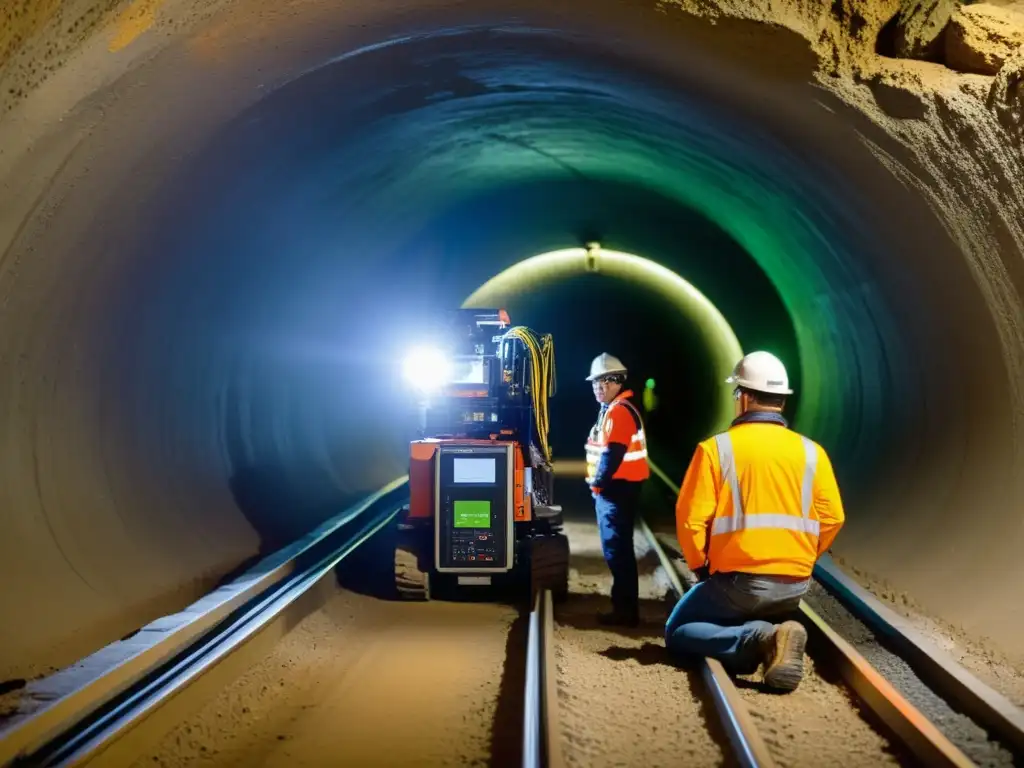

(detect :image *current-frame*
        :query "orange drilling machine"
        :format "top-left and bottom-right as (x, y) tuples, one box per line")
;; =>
(395, 309), (569, 602)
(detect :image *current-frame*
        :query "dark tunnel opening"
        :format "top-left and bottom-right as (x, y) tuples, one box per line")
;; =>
(496, 263), (798, 467)
(3, 0), (1023, 684)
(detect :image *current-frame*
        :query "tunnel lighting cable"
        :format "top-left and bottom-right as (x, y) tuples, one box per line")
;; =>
(504, 326), (555, 463)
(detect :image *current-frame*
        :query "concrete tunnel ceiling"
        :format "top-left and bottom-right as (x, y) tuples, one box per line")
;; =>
(1, 0), (1024, 681)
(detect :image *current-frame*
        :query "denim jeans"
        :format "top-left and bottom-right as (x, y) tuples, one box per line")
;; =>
(594, 482), (643, 615)
(664, 572), (809, 674)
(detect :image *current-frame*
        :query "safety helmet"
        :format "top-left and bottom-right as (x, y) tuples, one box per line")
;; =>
(586, 352), (627, 381)
(725, 351), (793, 395)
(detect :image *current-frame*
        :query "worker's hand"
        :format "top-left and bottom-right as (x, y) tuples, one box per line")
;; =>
(692, 566), (710, 583)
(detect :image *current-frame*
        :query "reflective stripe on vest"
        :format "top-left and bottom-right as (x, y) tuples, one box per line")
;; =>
(584, 433), (647, 461)
(614, 400), (648, 462)
(584, 399), (648, 483)
(711, 432), (820, 536)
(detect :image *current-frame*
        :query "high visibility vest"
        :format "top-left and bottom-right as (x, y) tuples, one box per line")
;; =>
(584, 391), (650, 484)
(676, 420), (845, 578)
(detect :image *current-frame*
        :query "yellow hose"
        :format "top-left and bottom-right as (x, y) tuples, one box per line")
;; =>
(504, 326), (555, 463)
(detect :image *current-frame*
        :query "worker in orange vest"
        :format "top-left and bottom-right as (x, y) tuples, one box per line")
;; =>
(585, 353), (650, 627)
(665, 351), (845, 690)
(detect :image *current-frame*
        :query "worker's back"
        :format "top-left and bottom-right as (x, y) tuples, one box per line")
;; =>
(703, 421), (842, 578)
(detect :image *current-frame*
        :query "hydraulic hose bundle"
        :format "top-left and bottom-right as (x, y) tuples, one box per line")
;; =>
(504, 326), (555, 463)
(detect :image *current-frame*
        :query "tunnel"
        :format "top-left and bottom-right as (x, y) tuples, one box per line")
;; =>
(1, 0), (1023, 687)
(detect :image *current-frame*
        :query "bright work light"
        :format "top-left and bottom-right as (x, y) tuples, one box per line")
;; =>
(402, 346), (451, 392)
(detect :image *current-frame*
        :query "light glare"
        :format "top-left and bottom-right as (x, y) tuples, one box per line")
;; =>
(402, 346), (451, 392)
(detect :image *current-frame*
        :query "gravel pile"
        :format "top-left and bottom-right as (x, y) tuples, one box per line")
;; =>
(803, 580), (1016, 767)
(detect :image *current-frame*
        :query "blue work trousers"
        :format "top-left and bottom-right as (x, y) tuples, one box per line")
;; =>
(664, 572), (808, 674)
(594, 482), (643, 615)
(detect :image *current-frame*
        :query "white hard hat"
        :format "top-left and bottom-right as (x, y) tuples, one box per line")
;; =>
(586, 352), (627, 381)
(725, 351), (793, 395)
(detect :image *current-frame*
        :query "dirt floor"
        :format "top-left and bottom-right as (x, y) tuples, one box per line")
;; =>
(129, 587), (521, 768)
(553, 517), (724, 768)
(124, 491), (982, 768)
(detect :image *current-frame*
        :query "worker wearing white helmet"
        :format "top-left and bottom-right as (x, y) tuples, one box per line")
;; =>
(664, 351), (845, 691)
(584, 352), (650, 627)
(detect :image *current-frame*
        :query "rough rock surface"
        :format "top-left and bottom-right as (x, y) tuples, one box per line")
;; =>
(888, 0), (963, 60)
(946, 2), (1024, 74)
(987, 44), (1024, 140)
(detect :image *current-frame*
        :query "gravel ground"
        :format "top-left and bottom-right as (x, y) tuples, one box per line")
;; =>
(803, 581), (1016, 767)
(555, 518), (726, 768)
(832, 556), (1024, 709)
(129, 586), (520, 768)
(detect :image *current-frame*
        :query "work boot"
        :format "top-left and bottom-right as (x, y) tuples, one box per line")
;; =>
(762, 620), (808, 691)
(597, 609), (640, 628)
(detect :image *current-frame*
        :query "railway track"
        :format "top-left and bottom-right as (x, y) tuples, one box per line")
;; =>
(642, 457), (1024, 768)
(4, 464), (1023, 768)
(523, 589), (563, 768)
(0, 479), (412, 767)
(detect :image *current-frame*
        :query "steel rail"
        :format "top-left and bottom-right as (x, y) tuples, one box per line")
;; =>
(638, 517), (777, 768)
(522, 589), (564, 768)
(1, 479), (409, 767)
(648, 457), (976, 768)
(814, 555), (1024, 758)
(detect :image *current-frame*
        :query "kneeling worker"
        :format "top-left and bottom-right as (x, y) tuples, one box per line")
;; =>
(584, 353), (650, 627)
(665, 351), (845, 690)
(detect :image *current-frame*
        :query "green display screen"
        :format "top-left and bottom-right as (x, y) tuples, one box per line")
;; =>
(454, 500), (491, 529)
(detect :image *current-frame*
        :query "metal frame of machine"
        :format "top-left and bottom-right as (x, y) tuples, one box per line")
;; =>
(395, 308), (569, 602)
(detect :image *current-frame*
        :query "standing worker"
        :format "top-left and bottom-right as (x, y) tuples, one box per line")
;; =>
(665, 351), (844, 690)
(584, 353), (650, 627)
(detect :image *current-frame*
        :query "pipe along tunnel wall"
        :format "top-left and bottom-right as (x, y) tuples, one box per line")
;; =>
(1, 0), (1023, 682)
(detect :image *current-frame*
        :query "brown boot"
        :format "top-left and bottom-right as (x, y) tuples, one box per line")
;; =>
(762, 620), (808, 691)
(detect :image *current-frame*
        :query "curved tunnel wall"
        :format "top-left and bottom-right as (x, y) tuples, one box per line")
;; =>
(1, 0), (1023, 678)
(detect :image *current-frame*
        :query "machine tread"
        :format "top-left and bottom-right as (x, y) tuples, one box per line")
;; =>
(395, 544), (430, 601)
(530, 534), (570, 602)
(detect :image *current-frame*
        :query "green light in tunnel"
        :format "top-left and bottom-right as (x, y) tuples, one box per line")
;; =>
(645, 378), (656, 389)
(462, 245), (743, 433)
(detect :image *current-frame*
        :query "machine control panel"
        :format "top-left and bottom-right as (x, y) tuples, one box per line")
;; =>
(435, 443), (513, 573)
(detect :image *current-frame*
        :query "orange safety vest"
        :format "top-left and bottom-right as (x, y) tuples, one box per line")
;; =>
(675, 420), (845, 579)
(584, 391), (650, 484)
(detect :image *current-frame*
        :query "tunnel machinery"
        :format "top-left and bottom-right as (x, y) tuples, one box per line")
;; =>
(395, 309), (570, 602)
